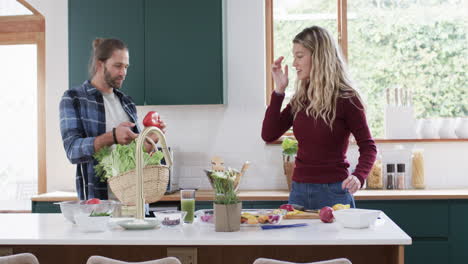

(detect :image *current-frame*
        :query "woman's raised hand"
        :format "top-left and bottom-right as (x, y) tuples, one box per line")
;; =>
(271, 56), (288, 94)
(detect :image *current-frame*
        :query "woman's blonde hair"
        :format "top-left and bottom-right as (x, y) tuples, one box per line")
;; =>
(289, 26), (363, 128)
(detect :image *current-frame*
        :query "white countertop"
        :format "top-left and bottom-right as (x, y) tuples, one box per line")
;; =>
(0, 213), (411, 246)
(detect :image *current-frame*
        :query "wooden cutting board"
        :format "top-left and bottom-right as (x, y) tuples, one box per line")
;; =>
(283, 212), (320, 219)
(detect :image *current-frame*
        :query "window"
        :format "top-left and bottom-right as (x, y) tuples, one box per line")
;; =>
(266, 0), (467, 138)
(0, 0), (45, 211)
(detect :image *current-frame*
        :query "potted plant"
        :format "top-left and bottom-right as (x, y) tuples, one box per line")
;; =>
(281, 137), (298, 191)
(211, 172), (242, 232)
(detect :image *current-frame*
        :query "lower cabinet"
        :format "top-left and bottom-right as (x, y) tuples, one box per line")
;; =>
(406, 240), (449, 264)
(449, 200), (468, 264)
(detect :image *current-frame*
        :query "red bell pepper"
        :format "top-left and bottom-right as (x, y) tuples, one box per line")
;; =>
(143, 111), (163, 129)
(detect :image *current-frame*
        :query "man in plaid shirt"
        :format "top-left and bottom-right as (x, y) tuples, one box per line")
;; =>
(60, 38), (165, 200)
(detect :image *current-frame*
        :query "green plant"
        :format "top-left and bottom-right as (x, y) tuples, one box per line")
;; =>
(281, 137), (298, 155)
(211, 172), (239, 205)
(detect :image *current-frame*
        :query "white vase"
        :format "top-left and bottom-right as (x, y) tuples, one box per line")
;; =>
(455, 118), (468, 138)
(438, 118), (457, 139)
(420, 119), (439, 139)
(414, 119), (424, 139)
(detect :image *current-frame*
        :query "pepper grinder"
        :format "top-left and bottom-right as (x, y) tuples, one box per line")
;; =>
(397, 163), (406, 189)
(386, 164), (396, 190)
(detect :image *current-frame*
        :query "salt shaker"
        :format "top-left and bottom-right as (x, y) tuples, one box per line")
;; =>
(386, 164), (396, 190)
(397, 163), (406, 189)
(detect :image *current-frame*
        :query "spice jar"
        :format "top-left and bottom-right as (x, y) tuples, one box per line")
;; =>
(412, 149), (425, 189)
(386, 164), (396, 190)
(397, 163), (406, 189)
(367, 152), (383, 189)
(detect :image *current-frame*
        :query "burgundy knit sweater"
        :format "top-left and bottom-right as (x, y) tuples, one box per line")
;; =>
(262, 92), (377, 186)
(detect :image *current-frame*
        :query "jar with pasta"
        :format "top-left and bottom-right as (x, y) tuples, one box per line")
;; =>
(411, 149), (425, 189)
(367, 152), (383, 189)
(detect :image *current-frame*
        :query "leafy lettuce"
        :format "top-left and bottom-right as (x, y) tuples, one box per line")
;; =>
(93, 140), (164, 182)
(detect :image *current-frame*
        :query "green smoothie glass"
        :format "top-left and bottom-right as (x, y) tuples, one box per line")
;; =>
(180, 189), (196, 223)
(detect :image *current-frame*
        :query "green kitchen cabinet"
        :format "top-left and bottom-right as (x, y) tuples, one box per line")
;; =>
(449, 200), (468, 263)
(32, 201), (62, 213)
(357, 200), (451, 264)
(406, 240), (449, 264)
(144, 0), (225, 105)
(357, 200), (449, 237)
(68, 0), (145, 104)
(69, 0), (225, 105)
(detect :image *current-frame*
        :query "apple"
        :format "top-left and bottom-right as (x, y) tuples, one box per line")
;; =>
(319, 206), (334, 223)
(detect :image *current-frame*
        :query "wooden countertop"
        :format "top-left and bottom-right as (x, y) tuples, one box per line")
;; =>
(31, 189), (468, 202)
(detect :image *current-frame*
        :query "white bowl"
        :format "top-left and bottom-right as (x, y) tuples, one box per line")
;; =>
(333, 209), (381, 229)
(74, 213), (110, 232)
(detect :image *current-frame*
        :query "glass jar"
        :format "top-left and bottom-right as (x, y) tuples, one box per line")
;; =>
(411, 149), (425, 189)
(367, 152), (383, 189)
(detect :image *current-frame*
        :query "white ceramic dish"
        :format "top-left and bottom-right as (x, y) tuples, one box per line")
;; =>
(333, 208), (381, 229)
(116, 219), (160, 230)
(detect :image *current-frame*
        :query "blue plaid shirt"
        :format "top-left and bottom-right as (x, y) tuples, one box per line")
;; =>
(59, 80), (139, 200)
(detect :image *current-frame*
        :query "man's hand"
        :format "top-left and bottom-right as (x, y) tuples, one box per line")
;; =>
(115, 122), (138, 145)
(341, 175), (361, 194)
(143, 120), (167, 152)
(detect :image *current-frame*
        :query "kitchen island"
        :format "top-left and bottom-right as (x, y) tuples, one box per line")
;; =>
(0, 213), (410, 264)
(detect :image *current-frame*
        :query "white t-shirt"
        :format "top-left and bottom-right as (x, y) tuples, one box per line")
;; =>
(102, 91), (131, 133)
(102, 91), (131, 200)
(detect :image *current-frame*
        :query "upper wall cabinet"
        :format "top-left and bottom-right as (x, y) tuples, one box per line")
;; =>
(68, 0), (145, 104)
(69, 0), (225, 105)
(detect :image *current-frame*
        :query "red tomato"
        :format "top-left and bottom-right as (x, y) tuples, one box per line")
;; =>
(85, 198), (101, 205)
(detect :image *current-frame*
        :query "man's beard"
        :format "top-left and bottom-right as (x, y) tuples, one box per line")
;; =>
(104, 66), (123, 89)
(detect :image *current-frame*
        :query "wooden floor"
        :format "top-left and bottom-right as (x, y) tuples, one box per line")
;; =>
(9, 245), (404, 264)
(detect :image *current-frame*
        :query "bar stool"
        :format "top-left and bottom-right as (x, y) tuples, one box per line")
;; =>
(86, 256), (181, 264)
(253, 258), (352, 264)
(0, 253), (40, 264)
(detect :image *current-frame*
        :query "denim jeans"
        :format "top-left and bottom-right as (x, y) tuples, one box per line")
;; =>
(288, 181), (355, 210)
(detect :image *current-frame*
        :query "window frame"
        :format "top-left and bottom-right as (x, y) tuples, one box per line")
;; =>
(0, 0), (47, 196)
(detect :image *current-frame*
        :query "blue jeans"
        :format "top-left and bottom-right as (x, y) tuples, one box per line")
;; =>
(288, 181), (355, 210)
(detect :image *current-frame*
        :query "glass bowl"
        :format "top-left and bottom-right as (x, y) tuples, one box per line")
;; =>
(74, 214), (110, 232)
(154, 210), (186, 227)
(55, 200), (120, 224)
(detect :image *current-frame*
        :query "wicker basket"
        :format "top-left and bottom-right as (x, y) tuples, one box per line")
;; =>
(108, 127), (172, 206)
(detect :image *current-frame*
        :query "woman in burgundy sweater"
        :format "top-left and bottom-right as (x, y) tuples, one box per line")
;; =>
(262, 26), (377, 209)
